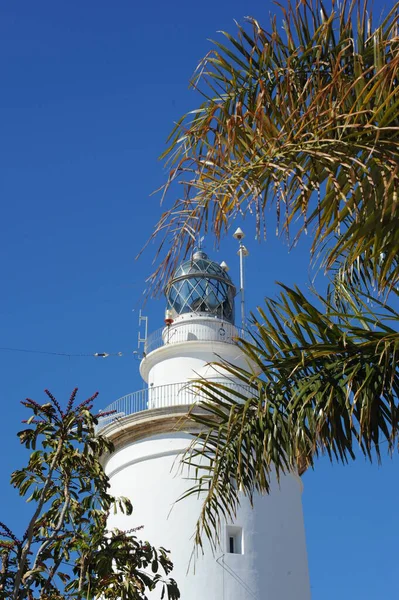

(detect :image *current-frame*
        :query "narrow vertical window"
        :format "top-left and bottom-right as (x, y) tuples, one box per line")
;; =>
(226, 526), (243, 554)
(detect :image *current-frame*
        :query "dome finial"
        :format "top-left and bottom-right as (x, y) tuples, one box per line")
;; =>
(193, 234), (206, 260)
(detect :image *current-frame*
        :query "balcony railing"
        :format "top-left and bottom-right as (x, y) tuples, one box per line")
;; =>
(144, 321), (246, 355)
(96, 380), (250, 432)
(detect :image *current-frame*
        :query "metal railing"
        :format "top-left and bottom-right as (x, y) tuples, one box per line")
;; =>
(96, 380), (250, 432)
(144, 321), (246, 355)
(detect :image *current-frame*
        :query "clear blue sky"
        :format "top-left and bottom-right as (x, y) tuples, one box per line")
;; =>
(0, 1), (397, 598)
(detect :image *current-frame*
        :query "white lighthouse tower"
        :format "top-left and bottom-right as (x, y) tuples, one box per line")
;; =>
(99, 249), (311, 599)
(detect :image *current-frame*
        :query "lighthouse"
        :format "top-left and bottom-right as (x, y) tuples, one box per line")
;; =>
(99, 249), (311, 599)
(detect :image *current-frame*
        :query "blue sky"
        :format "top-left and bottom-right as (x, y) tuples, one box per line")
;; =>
(0, 1), (397, 598)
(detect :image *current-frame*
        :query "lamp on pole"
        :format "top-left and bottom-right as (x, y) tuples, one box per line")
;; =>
(233, 228), (249, 330)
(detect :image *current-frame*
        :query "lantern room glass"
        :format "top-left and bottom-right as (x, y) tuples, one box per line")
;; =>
(165, 251), (236, 323)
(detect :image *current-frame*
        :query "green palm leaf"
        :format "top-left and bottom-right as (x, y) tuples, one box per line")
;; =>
(145, 0), (399, 294)
(180, 283), (399, 552)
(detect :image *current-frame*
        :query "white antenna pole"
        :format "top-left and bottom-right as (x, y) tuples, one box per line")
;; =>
(138, 310), (148, 353)
(239, 243), (246, 327)
(233, 228), (249, 330)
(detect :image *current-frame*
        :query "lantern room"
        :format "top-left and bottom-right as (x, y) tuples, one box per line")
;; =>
(164, 250), (236, 323)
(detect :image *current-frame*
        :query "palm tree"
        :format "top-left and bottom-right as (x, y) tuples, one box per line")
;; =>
(148, 0), (399, 294)
(146, 0), (399, 550)
(180, 282), (399, 550)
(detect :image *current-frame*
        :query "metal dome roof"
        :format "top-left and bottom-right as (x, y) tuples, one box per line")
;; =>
(173, 251), (232, 280)
(165, 251), (236, 323)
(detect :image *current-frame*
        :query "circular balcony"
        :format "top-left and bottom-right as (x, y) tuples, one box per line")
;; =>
(144, 319), (245, 355)
(96, 379), (251, 433)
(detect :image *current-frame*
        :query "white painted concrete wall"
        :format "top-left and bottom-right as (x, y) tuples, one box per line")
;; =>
(104, 432), (311, 600)
(104, 313), (310, 599)
(141, 315), (255, 386)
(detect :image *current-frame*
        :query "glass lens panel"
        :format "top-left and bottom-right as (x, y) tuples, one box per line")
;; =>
(166, 257), (235, 323)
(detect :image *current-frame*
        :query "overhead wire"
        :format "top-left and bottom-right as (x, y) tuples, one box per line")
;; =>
(0, 346), (135, 358)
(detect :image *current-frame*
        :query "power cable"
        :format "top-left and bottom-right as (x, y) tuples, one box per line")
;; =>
(0, 346), (133, 358)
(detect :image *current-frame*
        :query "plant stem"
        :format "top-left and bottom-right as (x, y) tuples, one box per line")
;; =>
(12, 436), (64, 600)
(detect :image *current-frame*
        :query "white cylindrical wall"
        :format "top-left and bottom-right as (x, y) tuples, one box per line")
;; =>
(142, 339), (254, 410)
(144, 345), (250, 385)
(104, 432), (311, 600)
(141, 315), (255, 387)
(104, 310), (310, 598)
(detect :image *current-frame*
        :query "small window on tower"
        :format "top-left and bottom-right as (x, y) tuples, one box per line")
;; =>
(226, 526), (243, 554)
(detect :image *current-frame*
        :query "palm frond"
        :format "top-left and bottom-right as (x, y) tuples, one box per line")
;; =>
(145, 0), (399, 294)
(181, 283), (399, 552)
